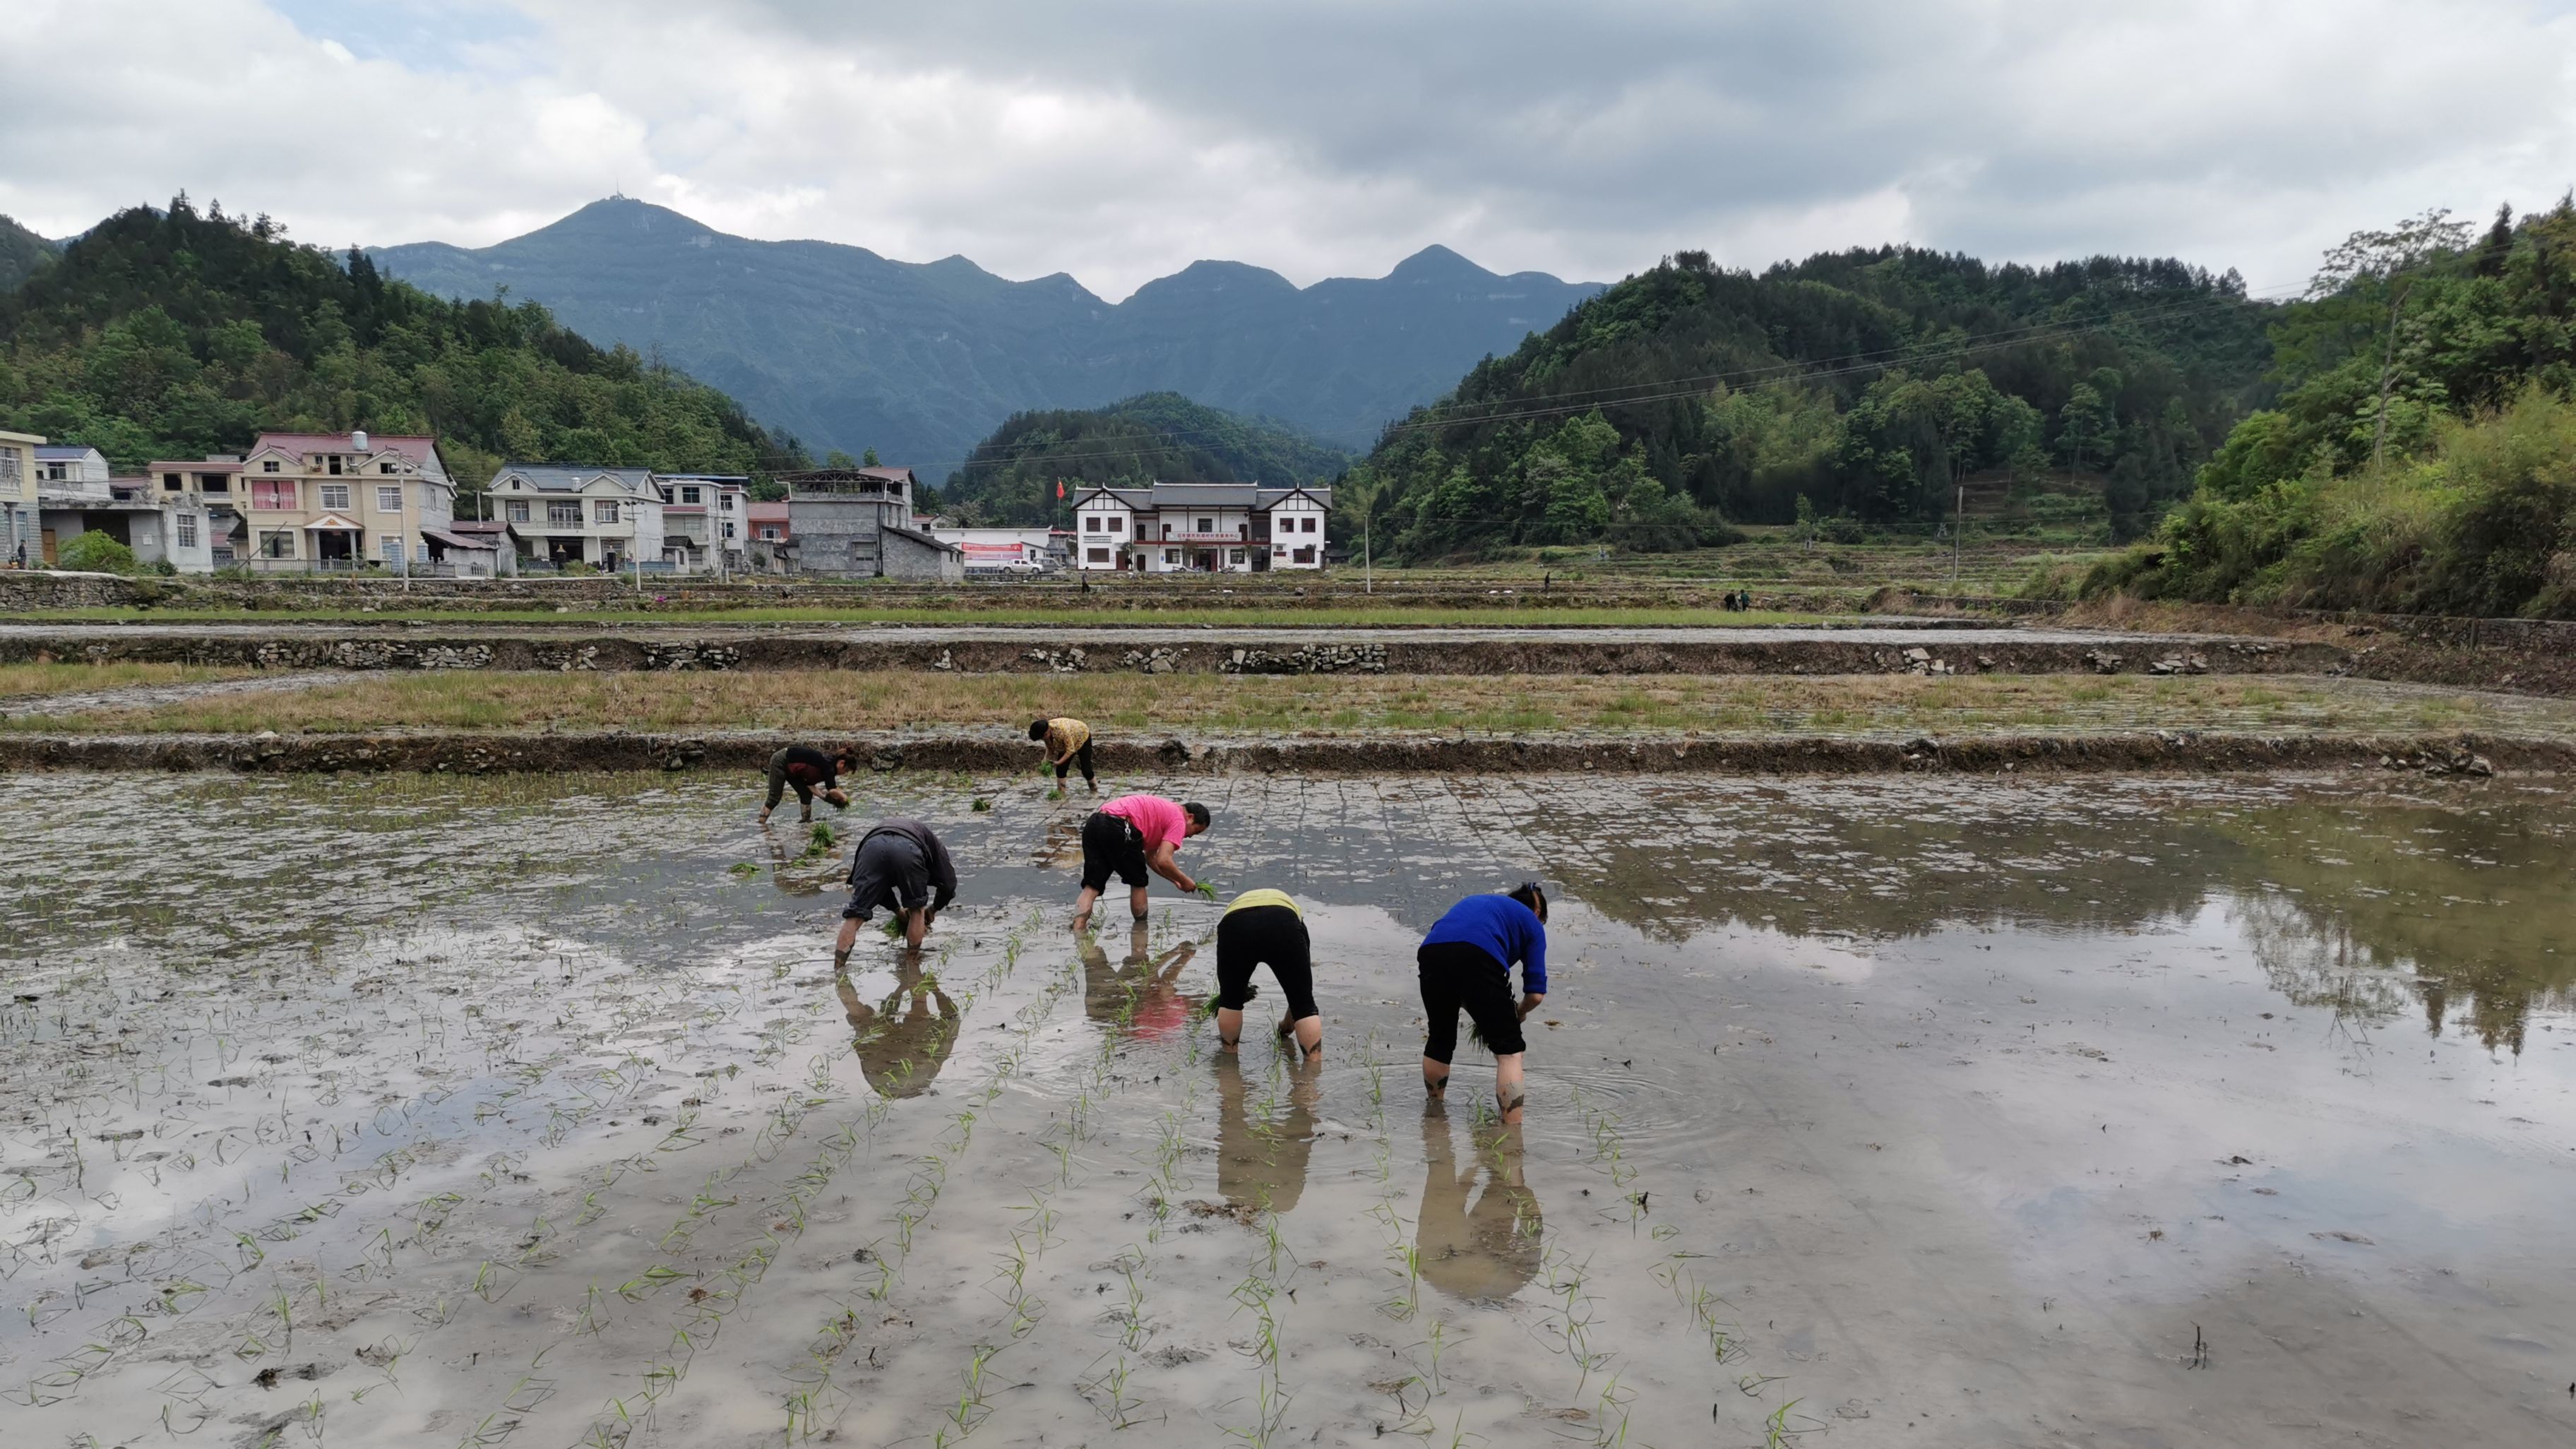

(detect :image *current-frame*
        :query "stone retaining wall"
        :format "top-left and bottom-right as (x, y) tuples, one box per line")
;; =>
(0, 628), (2348, 678)
(0, 728), (2556, 779)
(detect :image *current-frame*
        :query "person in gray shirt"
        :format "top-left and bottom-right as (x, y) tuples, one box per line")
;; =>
(832, 817), (958, 959)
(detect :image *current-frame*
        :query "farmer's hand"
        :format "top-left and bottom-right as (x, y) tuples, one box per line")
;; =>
(825, 789), (850, 811)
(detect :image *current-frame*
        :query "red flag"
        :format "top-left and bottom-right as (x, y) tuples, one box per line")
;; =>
(1055, 479), (1066, 501)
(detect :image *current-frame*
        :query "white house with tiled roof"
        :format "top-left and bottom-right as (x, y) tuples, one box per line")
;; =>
(484, 463), (666, 570)
(1071, 482), (1331, 573)
(237, 431), (455, 571)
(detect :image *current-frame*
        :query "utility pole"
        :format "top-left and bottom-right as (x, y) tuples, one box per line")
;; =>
(1952, 477), (1963, 591)
(1362, 506), (1371, 595)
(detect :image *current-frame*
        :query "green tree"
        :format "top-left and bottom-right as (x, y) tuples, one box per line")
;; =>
(55, 532), (139, 574)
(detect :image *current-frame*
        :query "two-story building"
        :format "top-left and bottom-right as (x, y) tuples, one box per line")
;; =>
(656, 473), (749, 573)
(0, 430), (39, 568)
(1071, 482), (1332, 573)
(150, 456), (249, 568)
(484, 463), (667, 571)
(34, 444), (110, 487)
(237, 431), (455, 571)
(777, 465), (962, 580)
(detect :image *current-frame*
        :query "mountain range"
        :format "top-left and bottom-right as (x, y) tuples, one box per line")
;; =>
(371, 198), (1601, 467)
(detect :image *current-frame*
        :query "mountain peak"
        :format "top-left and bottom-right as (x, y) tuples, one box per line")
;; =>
(1388, 244), (1492, 282)
(535, 196), (719, 244)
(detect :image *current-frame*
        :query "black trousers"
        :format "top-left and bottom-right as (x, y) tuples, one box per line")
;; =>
(1079, 811), (1149, 893)
(1054, 740), (1097, 784)
(1216, 906), (1318, 1021)
(1417, 941), (1525, 1063)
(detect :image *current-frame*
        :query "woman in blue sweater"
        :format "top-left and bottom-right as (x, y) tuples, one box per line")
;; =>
(1417, 883), (1548, 1124)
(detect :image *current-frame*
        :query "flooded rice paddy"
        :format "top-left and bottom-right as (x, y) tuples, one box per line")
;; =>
(3, 770), (2572, 1448)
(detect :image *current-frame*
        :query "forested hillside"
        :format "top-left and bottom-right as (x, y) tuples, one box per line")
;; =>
(2090, 201), (2576, 618)
(936, 393), (1349, 524)
(1347, 246), (2278, 558)
(0, 215), (56, 292)
(0, 198), (805, 494)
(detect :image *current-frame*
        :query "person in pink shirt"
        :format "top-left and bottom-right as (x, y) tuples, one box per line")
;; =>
(1073, 793), (1212, 931)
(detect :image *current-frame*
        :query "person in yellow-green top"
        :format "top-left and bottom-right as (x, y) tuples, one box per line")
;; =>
(1028, 716), (1097, 797)
(1214, 888), (1321, 1058)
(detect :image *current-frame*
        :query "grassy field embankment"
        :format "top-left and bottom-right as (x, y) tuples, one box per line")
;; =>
(14, 603), (1843, 629)
(0, 662), (258, 699)
(12, 669), (2567, 741)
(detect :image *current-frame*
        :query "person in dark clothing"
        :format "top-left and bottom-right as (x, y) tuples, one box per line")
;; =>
(833, 817), (958, 956)
(1417, 883), (1549, 1124)
(1030, 717), (1097, 797)
(1213, 888), (1321, 1057)
(760, 745), (855, 824)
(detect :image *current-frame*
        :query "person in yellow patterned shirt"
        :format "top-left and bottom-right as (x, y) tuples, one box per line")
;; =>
(1028, 716), (1097, 797)
(1214, 888), (1320, 1058)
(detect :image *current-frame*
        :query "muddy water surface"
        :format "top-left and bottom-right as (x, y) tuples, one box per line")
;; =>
(3, 772), (2571, 1448)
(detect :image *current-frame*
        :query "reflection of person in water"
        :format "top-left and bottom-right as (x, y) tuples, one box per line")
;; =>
(835, 955), (961, 1099)
(1214, 1050), (1320, 1217)
(1078, 923), (1199, 1039)
(1414, 1106), (1541, 1303)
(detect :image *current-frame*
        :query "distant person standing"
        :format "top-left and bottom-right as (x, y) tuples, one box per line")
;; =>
(832, 816), (958, 958)
(1213, 888), (1322, 1058)
(1030, 716), (1098, 797)
(1417, 883), (1549, 1124)
(760, 745), (854, 825)
(1072, 793), (1212, 931)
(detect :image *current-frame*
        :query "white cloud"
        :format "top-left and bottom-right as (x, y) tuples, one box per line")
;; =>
(4, 0), (2574, 299)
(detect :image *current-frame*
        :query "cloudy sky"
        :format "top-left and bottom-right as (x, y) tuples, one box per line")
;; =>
(8, 0), (2576, 300)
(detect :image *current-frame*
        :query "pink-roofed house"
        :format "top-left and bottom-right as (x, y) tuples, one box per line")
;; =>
(236, 430), (457, 572)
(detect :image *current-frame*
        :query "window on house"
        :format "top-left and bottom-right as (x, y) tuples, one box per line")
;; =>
(759, 526), (779, 540)
(595, 501), (620, 524)
(259, 530), (295, 559)
(1164, 549), (1179, 565)
(1087, 548), (1110, 564)
(318, 484), (350, 512)
(681, 486), (702, 503)
(176, 515), (198, 548)
(1106, 515), (1123, 532)
(376, 485), (403, 512)
(163, 472), (184, 491)
(1228, 549), (1245, 565)
(44, 463), (67, 481)
(328, 456), (343, 475)
(1304, 516), (1318, 532)
(199, 474), (229, 494)
(1294, 546), (1316, 564)
(1084, 515), (1101, 532)
(506, 500), (530, 523)
(548, 502), (581, 526)
(379, 462), (397, 474)
(251, 479), (297, 510)
(722, 523), (736, 539)
(261, 460), (280, 472)
(1196, 517), (1213, 533)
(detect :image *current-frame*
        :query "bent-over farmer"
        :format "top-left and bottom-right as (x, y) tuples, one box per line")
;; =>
(1030, 716), (1097, 797)
(1072, 794), (1211, 932)
(833, 816), (958, 958)
(761, 744), (854, 825)
(1214, 888), (1322, 1058)
(1417, 883), (1549, 1124)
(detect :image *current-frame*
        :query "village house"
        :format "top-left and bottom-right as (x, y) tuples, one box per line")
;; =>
(0, 429), (41, 568)
(748, 499), (790, 544)
(484, 463), (667, 571)
(656, 473), (749, 573)
(36, 460), (219, 572)
(777, 465), (962, 580)
(1070, 482), (1331, 573)
(237, 431), (457, 572)
(150, 456), (249, 568)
